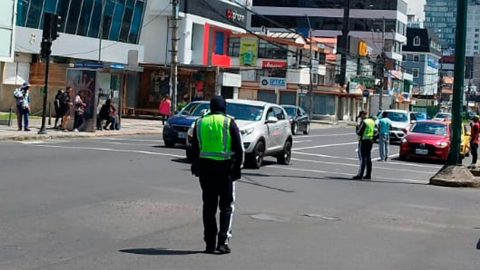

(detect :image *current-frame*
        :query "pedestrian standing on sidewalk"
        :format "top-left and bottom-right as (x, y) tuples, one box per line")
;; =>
(190, 96), (243, 254)
(353, 110), (375, 180)
(13, 82), (31, 132)
(158, 95), (171, 125)
(54, 89), (65, 129)
(377, 111), (392, 162)
(61, 87), (73, 131)
(73, 91), (87, 132)
(469, 115), (480, 168)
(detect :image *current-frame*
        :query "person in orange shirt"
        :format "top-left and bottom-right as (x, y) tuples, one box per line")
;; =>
(158, 95), (172, 125)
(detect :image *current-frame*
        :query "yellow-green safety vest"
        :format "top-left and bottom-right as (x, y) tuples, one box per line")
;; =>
(359, 118), (375, 140)
(196, 113), (234, 160)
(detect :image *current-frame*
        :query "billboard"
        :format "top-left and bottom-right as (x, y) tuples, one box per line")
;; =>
(0, 0), (16, 62)
(239, 37), (258, 66)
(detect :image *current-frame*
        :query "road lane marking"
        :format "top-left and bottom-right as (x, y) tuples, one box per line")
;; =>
(99, 138), (163, 143)
(293, 140), (313, 144)
(301, 133), (354, 138)
(268, 166), (427, 184)
(291, 158), (436, 174)
(293, 142), (358, 151)
(293, 151), (443, 169)
(31, 145), (184, 158)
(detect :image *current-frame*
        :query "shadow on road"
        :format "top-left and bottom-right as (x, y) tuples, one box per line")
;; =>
(477, 239), (480, 250)
(120, 248), (202, 256)
(240, 175), (296, 193)
(171, 158), (190, 164)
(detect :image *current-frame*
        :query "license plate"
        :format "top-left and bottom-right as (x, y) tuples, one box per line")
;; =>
(415, 149), (428, 155)
(178, 132), (187, 139)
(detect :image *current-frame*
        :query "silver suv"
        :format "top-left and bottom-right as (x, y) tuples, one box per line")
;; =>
(186, 99), (293, 168)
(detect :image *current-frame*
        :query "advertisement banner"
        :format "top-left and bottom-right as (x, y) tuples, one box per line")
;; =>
(240, 38), (258, 66)
(66, 69), (98, 132)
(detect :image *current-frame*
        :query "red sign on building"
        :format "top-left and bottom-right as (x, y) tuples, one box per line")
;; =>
(262, 60), (287, 68)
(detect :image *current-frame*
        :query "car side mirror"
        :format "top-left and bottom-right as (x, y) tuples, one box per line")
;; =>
(266, 116), (279, 124)
(199, 109), (207, 115)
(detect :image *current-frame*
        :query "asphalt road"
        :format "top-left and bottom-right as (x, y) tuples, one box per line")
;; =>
(1, 126), (480, 270)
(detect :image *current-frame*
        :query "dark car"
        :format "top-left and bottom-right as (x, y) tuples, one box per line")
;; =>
(163, 101), (209, 147)
(281, 105), (310, 135)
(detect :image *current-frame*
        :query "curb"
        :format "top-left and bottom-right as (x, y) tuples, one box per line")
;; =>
(0, 131), (162, 142)
(429, 165), (480, 188)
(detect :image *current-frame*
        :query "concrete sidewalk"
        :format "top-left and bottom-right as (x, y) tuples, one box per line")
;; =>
(0, 117), (346, 142)
(0, 118), (163, 141)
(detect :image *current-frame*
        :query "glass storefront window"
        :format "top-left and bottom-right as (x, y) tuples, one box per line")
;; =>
(77, 0), (95, 36)
(128, 0), (144, 44)
(25, 0), (44, 29)
(109, 0), (125, 41)
(17, 0), (145, 44)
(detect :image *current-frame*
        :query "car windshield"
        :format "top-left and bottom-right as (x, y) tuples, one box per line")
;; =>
(412, 112), (427, 120)
(411, 122), (447, 135)
(179, 103), (210, 116)
(436, 113), (451, 119)
(385, 111), (408, 122)
(283, 107), (297, 117)
(226, 103), (264, 121)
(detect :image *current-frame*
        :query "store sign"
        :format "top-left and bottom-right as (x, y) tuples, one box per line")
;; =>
(262, 60), (287, 69)
(358, 41), (368, 57)
(240, 37), (258, 66)
(226, 9), (245, 23)
(221, 72), (242, 87)
(427, 55), (439, 69)
(260, 76), (286, 90)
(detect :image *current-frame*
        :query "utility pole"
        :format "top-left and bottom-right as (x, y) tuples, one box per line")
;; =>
(446, 0), (468, 166)
(306, 15), (314, 118)
(379, 17), (386, 111)
(437, 51), (444, 112)
(170, 0), (180, 115)
(339, 0), (351, 87)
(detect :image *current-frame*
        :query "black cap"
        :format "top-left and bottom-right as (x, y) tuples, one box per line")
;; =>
(210, 96), (226, 114)
(358, 110), (368, 117)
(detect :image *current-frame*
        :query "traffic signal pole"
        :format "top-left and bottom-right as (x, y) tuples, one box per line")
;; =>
(38, 13), (60, 135)
(447, 0), (468, 165)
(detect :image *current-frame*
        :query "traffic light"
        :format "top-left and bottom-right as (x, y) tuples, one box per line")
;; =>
(42, 13), (61, 42)
(40, 41), (52, 59)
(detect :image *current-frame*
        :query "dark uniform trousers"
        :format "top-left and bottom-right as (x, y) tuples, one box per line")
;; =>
(358, 139), (373, 177)
(198, 158), (235, 248)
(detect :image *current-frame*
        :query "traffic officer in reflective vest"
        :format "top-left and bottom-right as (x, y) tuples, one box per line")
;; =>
(353, 110), (375, 180)
(191, 96), (243, 254)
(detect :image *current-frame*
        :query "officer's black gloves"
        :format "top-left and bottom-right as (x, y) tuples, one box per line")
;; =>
(191, 160), (200, 177)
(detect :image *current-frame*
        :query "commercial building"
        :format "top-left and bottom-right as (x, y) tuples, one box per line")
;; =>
(130, 0), (248, 114)
(402, 28), (442, 96)
(1, 0), (147, 115)
(250, 0), (408, 62)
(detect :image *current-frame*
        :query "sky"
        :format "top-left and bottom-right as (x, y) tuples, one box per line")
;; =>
(407, 0), (426, 21)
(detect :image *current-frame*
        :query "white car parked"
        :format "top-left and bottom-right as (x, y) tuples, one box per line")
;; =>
(186, 99), (293, 168)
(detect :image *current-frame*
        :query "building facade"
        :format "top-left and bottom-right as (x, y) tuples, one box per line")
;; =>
(250, 0), (408, 62)
(1, 0), (147, 113)
(402, 28), (442, 95)
(424, 0), (456, 54)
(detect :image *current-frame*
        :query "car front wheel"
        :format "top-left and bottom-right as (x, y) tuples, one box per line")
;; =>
(247, 141), (265, 169)
(277, 140), (292, 165)
(291, 123), (298, 135)
(303, 123), (310, 135)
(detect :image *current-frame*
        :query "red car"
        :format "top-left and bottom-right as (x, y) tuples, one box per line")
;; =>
(399, 120), (451, 161)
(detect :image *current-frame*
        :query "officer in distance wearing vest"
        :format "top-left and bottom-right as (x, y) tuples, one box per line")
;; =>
(353, 110), (375, 180)
(190, 96), (243, 254)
